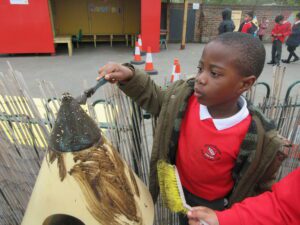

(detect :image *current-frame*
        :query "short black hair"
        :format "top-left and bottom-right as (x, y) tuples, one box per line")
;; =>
(246, 11), (254, 18)
(296, 12), (300, 19)
(211, 32), (266, 78)
(275, 15), (284, 23)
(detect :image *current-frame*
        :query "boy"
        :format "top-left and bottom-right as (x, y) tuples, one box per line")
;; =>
(98, 32), (284, 225)
(187, 167), (300, 225)
(267, 15), (291, 65)
(238, 11), (257, 35)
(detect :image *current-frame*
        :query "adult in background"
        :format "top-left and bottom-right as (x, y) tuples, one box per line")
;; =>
(257, 17), (269, 41)
(218, 8), (235, 34)
(238, 11), (257, 35)
(282, 12), (300, 64)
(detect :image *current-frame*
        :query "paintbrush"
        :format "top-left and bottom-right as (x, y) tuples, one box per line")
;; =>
(76, 77), (108, 105)
(157, 160), (209, 225)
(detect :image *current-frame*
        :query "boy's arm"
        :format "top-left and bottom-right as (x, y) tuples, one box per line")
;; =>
(118, 68), (165, 116)
(216, 167), (300, 225)
(188, 168), (300, 225)
(271, 24), (278, 36)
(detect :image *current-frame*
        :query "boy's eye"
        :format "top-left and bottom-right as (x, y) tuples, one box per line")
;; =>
(211, 71), (221, 78)
(197, 66), (203, 73)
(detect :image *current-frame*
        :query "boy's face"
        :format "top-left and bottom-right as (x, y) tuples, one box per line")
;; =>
(194, 42), (255, 108)
(245, 15), (252, 22)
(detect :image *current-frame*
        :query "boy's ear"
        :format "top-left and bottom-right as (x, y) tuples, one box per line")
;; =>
(239, 75), (256, 94)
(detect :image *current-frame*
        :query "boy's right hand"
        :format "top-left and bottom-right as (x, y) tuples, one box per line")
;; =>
(187, 207), (219, 225)
(97, 62), (134, 84)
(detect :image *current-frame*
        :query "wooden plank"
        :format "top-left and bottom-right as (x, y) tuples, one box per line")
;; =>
(180, 0), (189, 50)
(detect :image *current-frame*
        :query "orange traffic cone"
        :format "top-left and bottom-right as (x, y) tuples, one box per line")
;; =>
(170, 58), (179, 83)
(138, 34), (146, 56)
(131, 41), (145, 65)
(173, 62), (181, 82)
(144, 46), (158, 75)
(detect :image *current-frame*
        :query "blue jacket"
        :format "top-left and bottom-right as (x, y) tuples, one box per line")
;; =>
(286, 22), (300, 47)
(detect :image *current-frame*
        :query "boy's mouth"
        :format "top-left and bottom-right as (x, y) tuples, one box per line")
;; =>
(194, 89), (205, 98)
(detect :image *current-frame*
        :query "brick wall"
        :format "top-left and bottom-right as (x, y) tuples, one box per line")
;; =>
(168, 4), (300, 43)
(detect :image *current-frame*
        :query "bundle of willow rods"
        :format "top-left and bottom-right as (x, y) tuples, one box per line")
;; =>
(247, 66), (299, 181)
(0, 63), (48, 225)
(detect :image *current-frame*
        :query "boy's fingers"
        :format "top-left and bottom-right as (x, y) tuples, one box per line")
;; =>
(188, 207), (213, 224)
(188, 206), (208, 218)
(97, 68), (107, 80)
(103, 71), (123, 83)
(188, 219), (208, 225)
(188, 219), (200, 225)
(97, 63), (119, 79)
(187, 211), (206, 220)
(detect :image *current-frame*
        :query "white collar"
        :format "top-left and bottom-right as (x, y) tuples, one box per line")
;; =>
(295, 20), (300, 25)
(199, 97), (249, 131)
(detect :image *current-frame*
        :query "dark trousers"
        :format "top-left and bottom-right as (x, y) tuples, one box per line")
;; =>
(287, 46), (299, 62)
(178, 187), (225, 225)
(271, 40), (282, 64)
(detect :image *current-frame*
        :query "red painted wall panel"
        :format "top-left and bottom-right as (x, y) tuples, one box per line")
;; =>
(0, 0), (54, 54)
(141, 0), (161, 53)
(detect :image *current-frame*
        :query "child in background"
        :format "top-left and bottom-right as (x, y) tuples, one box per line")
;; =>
(267, 15), (291, 65)
(282, 12), (300, 64)
(238, 11), (258, 35)
(218, 8), (235, 34)
(97, 33), (284, 225)
(257, 17), (269, 41)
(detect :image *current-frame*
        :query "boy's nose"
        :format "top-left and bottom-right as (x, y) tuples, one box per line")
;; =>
(196, 72), (207, 85)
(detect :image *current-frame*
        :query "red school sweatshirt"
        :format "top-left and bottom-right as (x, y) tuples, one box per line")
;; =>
(271, 21), (291, 43)
(216, 168), (300, 225)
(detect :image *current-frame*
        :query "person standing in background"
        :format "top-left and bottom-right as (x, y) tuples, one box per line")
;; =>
(267, 15), (291, 65)
(258, 17), (269, 41)
(238, 11), (258, 35)
(282, 12), (300, 64)
(218, 8), (235, 34)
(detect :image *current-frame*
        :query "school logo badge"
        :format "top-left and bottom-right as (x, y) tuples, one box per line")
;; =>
(201, 144), (221, 161)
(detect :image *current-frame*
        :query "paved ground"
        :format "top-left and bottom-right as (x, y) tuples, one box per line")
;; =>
(0, 42), (299, 103)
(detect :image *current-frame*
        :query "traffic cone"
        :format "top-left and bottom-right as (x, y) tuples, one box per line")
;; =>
(144, 46), (158, 75)
(173, 62), (181, 82)
(138, 34), (146, 56)
(131, 41), (145, 65)
(170, 58), (179, 83)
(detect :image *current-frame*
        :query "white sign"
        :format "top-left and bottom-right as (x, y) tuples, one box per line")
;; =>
(193, 3), (200, 10)
(10, 0), (28, 4)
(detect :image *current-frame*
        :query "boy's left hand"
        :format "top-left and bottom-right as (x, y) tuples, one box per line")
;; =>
(187, 207), (219, 225)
